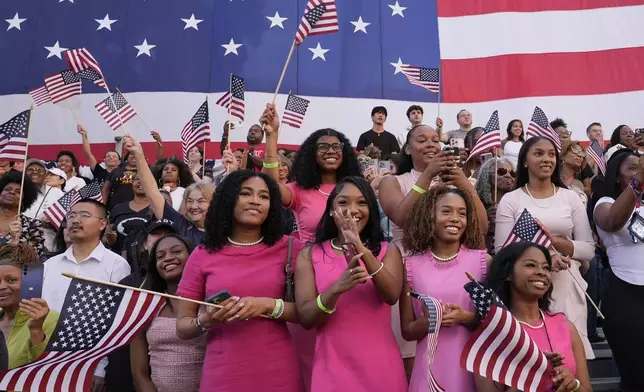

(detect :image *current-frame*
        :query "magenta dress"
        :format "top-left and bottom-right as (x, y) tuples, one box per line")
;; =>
(310, 241), (407, 392)
(406, 247), (487, 392)
(177, 237), (304, 392)
(522, 312), (576, 390)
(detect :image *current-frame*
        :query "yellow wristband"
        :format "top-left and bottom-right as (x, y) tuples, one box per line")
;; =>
(412, 184), (426, 194)
(263, 161), (279, 169)
(317, 295), (335, 314)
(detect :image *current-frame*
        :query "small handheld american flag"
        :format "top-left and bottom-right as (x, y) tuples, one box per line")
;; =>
(527, 106), (561, 151)
(71, 180), (104, 206)
(95, 91), (137, 131)
(0, 109), (31, 162)
(181, 100), (210, 163)
(295, 0), (339, 45)
(63, 48), (105, 80)
(467, 110), (502, 161)
(44, 70), (82, 104)
(78, 68), (107, 89)
(215, 74), (245, 122)
(0, 278), (165, 392)
(410, 293), (445, 392)
(460, 279), (550, 392)
(282, 94), (310, 129)
(501, 208), (552, 249)
(586, 140), (606, 176)
(400, 66), (440, 94)
(43, 190), (77, 230)
(29, 86), (52, 106)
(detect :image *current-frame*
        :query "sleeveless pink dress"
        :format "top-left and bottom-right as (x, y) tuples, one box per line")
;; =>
(310, 241), (407, 392)
(522, 312), (576, 390)
(406, 247), (487, 392)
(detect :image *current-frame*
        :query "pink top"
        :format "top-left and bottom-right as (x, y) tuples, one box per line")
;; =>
(522, 312), (576, 390)
(146, 316), (206, 392)
(286, 182), (335, 244)
(177, 237), (304, 392)
(407, 247), (487, 392)
(309, 242), (407, 392)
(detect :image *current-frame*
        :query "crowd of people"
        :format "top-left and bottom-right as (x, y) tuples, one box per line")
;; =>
(0, 100), (641, 392)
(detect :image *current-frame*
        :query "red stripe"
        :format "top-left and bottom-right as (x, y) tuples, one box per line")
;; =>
(497, 319), (524, 383)
(437, 0), (644, 17)
(485, 314), (517, 379)
(472, 308), (507, 375)
(509, 328), (539, 389)
(441, 46), (644, 103)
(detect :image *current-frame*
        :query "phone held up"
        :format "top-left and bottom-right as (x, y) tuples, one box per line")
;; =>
(205, 290), (232, 305)
(20, 264), (44, 301)
(341, 243), (357, 264)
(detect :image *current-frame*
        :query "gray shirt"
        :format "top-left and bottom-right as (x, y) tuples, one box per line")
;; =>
(446, 129), (468, 141)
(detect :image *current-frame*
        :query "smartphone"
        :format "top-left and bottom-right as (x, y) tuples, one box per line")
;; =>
(450, 138), (465, 149)
(378, 160), (391, 172)
(20, 264), (44, 301)
(341, 243), (357, 264)
(480, 152), (493, 164)
(205, 290), (232, 305)
(636, 128), (644, 134)
(443, 145), (460, 157)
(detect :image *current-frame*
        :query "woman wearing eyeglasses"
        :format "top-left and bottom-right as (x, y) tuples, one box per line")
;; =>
(561, 141), (590, 205)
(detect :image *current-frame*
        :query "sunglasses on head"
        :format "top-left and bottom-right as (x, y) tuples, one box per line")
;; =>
(497, 168), (516, 178)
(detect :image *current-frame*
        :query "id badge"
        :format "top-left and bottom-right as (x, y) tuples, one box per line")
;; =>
(627, 211), (644, 242)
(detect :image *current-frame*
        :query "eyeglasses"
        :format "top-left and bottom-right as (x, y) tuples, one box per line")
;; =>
(497, 168), (516, 178)
(65, 211), (104, 222)
(569, 146), (586, 158)
(316, 142), (344, 153)
(26, 167), (45, 174)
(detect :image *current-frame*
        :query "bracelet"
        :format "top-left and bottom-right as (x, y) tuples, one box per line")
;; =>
(571, 379), (580, 392)
(370, 262), (385, 277)
(411, 184), (426, 195)
(275, 299), (285, 319)
(316, 294), (335, 314)
(270, 299), (284, 319)
(263, 161), (279, 169)
(195, 315), (211, 333)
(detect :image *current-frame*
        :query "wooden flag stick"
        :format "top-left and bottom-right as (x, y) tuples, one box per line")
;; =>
(226, 74), (233, 152)
(61, 272), (271, 318)
(17, 105), (35, 214)
(494, 149), (498, 203)
(66, 103), (80, 125)
(465, 271), (476, 282)
(261, 39), (297, 131)
(104, 85), (128, 134)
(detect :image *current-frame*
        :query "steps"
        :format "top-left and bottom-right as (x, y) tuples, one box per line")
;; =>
(589, 329), (621, 391)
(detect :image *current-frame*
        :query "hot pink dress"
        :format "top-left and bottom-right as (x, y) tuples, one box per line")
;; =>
(406, 247), (487, 392)
(177, 237), (304, 392)
(522, 312), (576, 390)
(310, 241), (407, 392)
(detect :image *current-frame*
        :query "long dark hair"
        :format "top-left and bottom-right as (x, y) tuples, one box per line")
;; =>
(609, 125), (629, 150)
(514, 136), (567, 190)
(506, 119), (524, 142)
(486, 242), (553, 311)
(142, 234), (194, 293)
(397, 125), (432, 175)
(589, 148), (637, 217)
(291, 129), (361, 189)
(202, 170), (284, 252)
(153, 157), (195, 188)
(314, 177), (384, 255)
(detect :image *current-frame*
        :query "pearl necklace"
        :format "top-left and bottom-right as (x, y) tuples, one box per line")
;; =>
(330, 239), (343, 251)
(430, 250), (459, 262)
(517, 310), (545, 329)
(227, 237), (264, 247)
(524, 184), (556, 209)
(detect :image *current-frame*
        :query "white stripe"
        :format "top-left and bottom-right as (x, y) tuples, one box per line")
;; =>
(438, 5), (644, 59)
(502, 327), (531, 386)
(491, 317), (522, 380)
(466, 307), (503, 371)
(478, 309), (513, 373)
(516, 334), (542, 392)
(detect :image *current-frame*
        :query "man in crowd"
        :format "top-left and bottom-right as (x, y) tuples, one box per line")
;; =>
(438, 109), (473, 144)
(42, 199), (131, 391)
(586, 122), (604, 145)
(356, 106), (400, 160)
(407, 105), (423, 128)
(220, 121), (265, 171)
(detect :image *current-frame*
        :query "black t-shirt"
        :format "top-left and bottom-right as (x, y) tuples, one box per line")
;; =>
(575, 163), (594, 182)
(107, 167), (137, 211)
(92, 164), (111, 182)
(356, 130), (400, 160)
(109, 202), (150, 254)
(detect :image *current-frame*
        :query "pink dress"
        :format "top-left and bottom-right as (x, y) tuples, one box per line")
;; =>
(310, 241), (407, 392)
(522, 312), (576, 391)
(177, 237), (304, 392)
(146, 316), (206, 392)
(406, 247), (487, 392)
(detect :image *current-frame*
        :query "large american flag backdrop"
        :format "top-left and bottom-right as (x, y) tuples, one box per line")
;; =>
(1, 1), (643, 160)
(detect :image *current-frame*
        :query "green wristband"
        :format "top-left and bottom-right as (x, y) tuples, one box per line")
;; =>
(317, 295), (335, 314)
(412, 184), (426, 194)
(263, 161), (279, 169)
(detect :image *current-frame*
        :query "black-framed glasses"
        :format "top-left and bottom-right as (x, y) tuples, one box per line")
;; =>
(26, 167), (45, 174)
(497, 168), (516, 178)
(316, 142), (344, 153)
(65, 211), (104, 222)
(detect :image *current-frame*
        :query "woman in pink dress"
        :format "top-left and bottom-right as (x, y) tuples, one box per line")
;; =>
(478, 242), (591, 391)
(261, 104), (361, 389)
(176, 170), (303, 392)
(399, 185), (490, 392)
(295, 177), (406, 392)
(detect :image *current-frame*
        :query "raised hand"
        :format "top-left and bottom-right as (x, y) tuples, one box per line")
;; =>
(150, 130), (162, 143)
(331, 252), (369, 294)
(259, 104), (280, 136)
(332, 208), (361, 249)
(20, 298), (50, 331)
(423, 151), (457, 179)
(77, 124), (88, 138)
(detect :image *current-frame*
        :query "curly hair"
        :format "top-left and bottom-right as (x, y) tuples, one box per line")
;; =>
(403, 186), (485, 253)
(314, 176), (384, 255)
(486, 242), (553, 311)
(152, 157), (195, 188)
(0, 171), (38, 211)
(202, 170), (284, 252)
(57, 150), (80, 173)
(291, 129), (361, 189)
(142, 234), (194, 293)
(475, 157), (514, 209)
(0, 243), (39, 266)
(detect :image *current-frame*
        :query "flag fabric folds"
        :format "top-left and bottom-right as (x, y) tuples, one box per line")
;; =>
(181, 101), (210, 163)
(282, 94), (310, 129)
(501, 209), (552, 249)
(400, 66), (440, 94)
(78, 68), (107, 89)
(527, 106), (561, 151)
(63, 48), (105, 80)
(410, 293), (445, 392)
(295, 0), (339, 45)
(44, 70), (82, 104)
(467, 110), (502, 161)
(215, 74), (245, 122)
(29, 86), (52, 107)
(0, 110), (31, 161)
(71, 180), (104, 206)
(43, 190), (77, 230)
(460, 280), (550, 392)
(94, 92), (137, 131)
(0, 278), (165, 392)
(586, 140), (606, 177)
